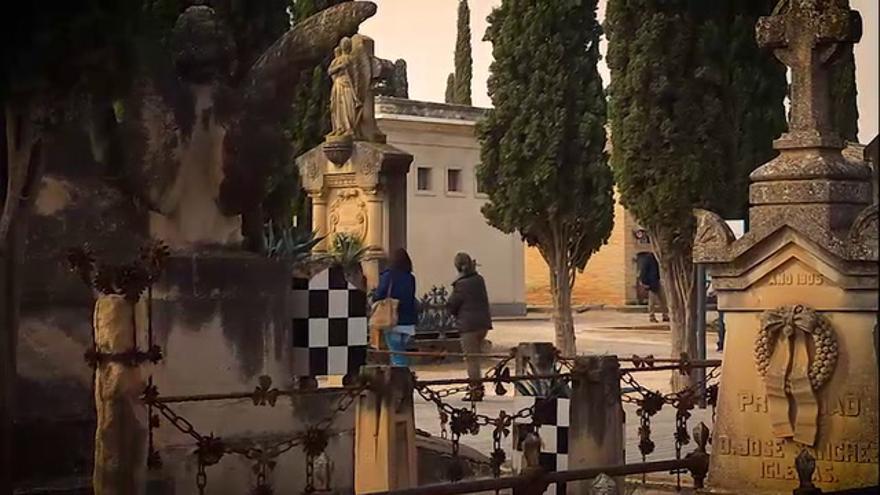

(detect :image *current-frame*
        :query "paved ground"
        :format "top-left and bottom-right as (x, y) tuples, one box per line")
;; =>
(410, 310), (723, 467)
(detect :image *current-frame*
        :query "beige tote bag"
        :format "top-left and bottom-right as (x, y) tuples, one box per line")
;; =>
(370, 278), (399, 334)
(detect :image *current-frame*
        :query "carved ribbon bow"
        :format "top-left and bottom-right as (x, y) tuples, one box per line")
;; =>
(756, 305), (830, 447)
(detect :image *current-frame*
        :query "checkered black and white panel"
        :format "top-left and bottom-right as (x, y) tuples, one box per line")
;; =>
(512, 395), (570, 495)
(291, 266), (368, 377)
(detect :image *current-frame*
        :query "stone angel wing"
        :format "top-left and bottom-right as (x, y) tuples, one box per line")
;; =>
(350, 35), (373, 119)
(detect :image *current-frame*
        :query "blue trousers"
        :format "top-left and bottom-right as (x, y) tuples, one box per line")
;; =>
(384, 328), (412, 367)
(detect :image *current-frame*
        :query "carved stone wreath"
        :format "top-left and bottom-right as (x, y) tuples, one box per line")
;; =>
(754, 305), (839, 392)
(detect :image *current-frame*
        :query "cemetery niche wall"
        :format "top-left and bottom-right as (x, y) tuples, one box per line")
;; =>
(693, 0), (878, 492)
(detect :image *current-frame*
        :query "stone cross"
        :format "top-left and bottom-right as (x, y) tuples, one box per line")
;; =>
(756, 0), (861, 148)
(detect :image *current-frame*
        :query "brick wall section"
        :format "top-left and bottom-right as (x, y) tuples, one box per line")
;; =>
(525, 191), (652, 306)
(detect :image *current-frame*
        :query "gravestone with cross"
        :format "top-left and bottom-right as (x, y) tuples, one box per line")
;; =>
(693, 0), (878, 492)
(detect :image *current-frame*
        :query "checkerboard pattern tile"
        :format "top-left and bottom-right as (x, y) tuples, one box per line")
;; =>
(291, 266), (368, 378)
(512, 395), (570, 495)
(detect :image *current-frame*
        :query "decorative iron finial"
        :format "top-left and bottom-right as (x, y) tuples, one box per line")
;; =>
(685, 422), (711, 489)
(590, 473), (619, 495)
(521, 431), (542, 471)
(693, 422), (710, 454)
(795, 449), (821, 493)
(313, 451), (334, 492)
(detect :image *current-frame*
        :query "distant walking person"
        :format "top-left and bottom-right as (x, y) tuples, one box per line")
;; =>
(447, 252), (493, 402)
(373, 249), (418, 367)
(636, 251), (669, 323)
(708, 280), (725, 352)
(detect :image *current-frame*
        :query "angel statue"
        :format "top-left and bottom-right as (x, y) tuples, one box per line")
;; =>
(328, 37), (363, 139)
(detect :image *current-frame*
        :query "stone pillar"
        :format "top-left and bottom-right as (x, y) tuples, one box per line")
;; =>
(93, 295), (147, 495)
(568, 355), (625, 494)
(354, 366), (418, 494)
(311, 194), (329, 252)
(364, 190), (385, 289)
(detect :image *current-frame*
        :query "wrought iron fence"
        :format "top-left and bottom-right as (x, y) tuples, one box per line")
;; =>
(407, 348), (721, 494)
(142, 378), (365, 494)
(415, 285), (457, 339)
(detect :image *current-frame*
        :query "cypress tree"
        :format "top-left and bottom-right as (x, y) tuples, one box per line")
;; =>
(445, 72), (456, 103)
(705, 0), (788, 221)
(607, 0), (728, 389)
(453, 0), (472, 105)
(830, 46), (859, 142)
(478, 0), (613, 357)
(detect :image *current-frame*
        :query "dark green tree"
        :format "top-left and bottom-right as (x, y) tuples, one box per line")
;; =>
(1, 2), (153, 491)
(704, 0), (788, 222)
(830, 46), (859, 142)
(445, 72), (456, 103)
(607, 0), (730, 389)
(263, 0), (352, 234)
(478, 0), (613, 356)
(453, 0), (473, 105)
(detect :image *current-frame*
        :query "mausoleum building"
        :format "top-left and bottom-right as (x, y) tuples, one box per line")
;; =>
(375, 97), (527, 316)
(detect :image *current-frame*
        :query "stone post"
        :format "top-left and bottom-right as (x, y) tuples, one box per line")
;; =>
(363, 189), (385, 289)
(93, 295), (147, 495)
(568, 355), (625, 494)
(695, 265), (708, 408)
(354, 366), (418, 494)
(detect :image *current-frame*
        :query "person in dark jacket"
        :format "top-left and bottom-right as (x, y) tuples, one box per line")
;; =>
(636, 251), (669, 323)
(373, 248), (418, 367)
(447, 252), (492, 401)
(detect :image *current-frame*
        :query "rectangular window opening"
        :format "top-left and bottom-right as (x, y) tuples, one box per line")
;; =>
(447, 169), (462, 193)
(417, 167), (432, 191)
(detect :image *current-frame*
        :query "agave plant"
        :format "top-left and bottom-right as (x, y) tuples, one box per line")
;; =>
(513, 360), (572, 398)
(330, 232), (371, 292)
(263, 221), (324, 262)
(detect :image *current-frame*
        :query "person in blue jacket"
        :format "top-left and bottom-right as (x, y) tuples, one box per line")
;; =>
(373, 248), (418, 367)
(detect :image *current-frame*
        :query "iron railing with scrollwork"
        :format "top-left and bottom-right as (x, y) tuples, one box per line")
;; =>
(415, 285), (457, 339)
(407, 349), (721, 494)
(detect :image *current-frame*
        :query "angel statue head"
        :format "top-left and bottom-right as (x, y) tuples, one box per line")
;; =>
(339, 36), (353, 53)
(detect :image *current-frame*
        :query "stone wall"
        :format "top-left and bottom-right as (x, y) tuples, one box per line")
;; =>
(525, 190), (648, 307)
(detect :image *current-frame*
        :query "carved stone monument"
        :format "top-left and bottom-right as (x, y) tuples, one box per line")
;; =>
(297, 34), (412, 288)
(694, 1), (878, 492)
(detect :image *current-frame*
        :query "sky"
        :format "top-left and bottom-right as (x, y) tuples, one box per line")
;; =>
(360, 0), (878, 144)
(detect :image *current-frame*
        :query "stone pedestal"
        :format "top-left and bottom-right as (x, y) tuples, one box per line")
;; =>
(694, 2), (878, 492)
(298, 140), (412, 289)
(696, 218), (878, 492)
